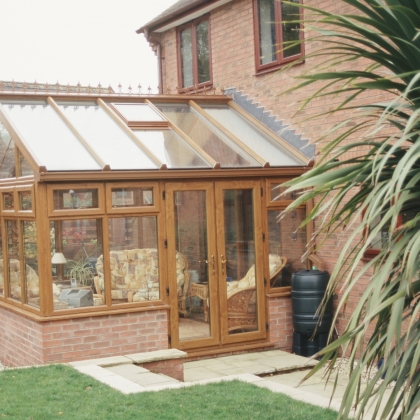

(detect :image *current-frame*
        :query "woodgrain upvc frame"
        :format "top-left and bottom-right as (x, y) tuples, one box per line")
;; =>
(47, 183), (105, 217)
(264, 178), (312, 293)
(176, 15), (213, 92)
(253, 0), (304, 75)
(105, 181), (160, 214)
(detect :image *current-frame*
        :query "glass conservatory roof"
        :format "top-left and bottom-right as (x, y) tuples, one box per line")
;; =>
(0, 96), (308, 172)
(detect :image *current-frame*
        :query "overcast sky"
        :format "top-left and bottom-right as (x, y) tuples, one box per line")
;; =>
(0, 0), (178, 92)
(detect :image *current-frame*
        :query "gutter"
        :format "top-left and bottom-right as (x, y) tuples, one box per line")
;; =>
(136, 0), (212, 34)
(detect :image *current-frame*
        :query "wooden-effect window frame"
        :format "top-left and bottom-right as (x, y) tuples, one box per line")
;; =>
(253, 0), (304, 75)
(177, 15), (213, 92)
(265, 178), (311, 293)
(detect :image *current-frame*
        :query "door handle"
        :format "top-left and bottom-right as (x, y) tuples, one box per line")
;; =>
(221, 254), (227, 274)
(200, 255), (215, 274)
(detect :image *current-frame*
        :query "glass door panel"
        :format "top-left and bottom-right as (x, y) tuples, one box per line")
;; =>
(216, 181), (266, 344)
(223, 189), (257, 334)
(165, 183), (219, 349)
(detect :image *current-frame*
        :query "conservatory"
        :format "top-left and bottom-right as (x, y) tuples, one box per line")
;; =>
(0, 89), (312, 366)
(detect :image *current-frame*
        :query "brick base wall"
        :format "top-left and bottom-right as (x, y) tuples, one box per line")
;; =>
(138, 359), (184, 381)
(0, 306), (44, 367)
(0, 306), (168, 367)
(268, 296), (293, 352)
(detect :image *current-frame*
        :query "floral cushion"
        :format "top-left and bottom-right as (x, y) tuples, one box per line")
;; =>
(226, 254), (284, 298)
(0, 259), (39, 299)
(95, 248), (188, 302)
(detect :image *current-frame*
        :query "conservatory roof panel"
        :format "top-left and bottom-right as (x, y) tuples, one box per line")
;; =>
(0, 92), (309, 173)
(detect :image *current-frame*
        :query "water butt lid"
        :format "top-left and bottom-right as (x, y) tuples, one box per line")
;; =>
(292, 269), (330, 290)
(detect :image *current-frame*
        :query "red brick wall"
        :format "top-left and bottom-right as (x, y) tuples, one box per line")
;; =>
(0, 306), (168, 367)
(139, 359), (184, 381)
(0, 306), (44, 366)
(268, 296), (293, 351)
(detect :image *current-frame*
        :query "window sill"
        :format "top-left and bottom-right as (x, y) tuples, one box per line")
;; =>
(178, 83), (213, 95)
(254, 59), (305, 77)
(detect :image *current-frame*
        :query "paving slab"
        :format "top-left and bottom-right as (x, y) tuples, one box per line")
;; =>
(210, 364), (276, 376)
(69, 355), (132, 368)
(125, 349), (187, 364)
(135, 372), (179, 387)
(184, 367), (228, 382)
(107, 364), (149, 375)
(187, 360), (236, 371)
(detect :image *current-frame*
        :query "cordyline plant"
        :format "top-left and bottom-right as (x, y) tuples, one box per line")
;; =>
(280, 0), (420, 419)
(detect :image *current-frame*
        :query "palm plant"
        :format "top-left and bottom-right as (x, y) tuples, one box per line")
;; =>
(280, 1), (420, 419)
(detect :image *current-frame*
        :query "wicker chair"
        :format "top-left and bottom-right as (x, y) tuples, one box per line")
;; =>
(227, 255), (287, 332)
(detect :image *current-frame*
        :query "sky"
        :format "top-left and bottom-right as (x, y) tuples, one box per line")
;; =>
(0, 0), (179, 93)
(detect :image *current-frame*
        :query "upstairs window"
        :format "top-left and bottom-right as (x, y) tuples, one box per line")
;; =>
(177, 16), (212, 90)
(254, 0), (303, 73)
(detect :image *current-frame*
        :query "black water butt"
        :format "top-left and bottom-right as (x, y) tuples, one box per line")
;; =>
(292, 269), (333, 357)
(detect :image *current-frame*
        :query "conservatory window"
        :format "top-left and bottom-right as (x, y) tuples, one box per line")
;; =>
(106, 216), (160, 305)
(50, 218), (103, 311)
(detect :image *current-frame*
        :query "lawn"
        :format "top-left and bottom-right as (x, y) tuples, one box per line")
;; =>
(0, 364), (338, 419)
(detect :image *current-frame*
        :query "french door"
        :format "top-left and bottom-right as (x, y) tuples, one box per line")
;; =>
(165, 180), (266, 350)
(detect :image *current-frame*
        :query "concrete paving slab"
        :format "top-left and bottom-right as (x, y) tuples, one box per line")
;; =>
(75, 364), (117, 378)
(258, 350), (296, 357)
(223, 358), (271, 368)
(187, 360), (236, 371)
(192, 373), (264, 386)
(255, 355), (316, 371)
(131, 372), (179, 386)
(96, 374), (143, 392)
(211, 364), (275, 376)
(183, 358), (219, 368)
(184, 367), (227, 382)
(69, 356), (132, 368)
(125, 349), (187, 364)
(107, 364), (149, 375)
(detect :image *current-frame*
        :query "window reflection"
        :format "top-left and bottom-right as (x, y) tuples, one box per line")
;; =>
(6, 220), (20, 302)
(23, 221), (39, 308)
(50, 219), (103, 310)
(267, 208), (307, 287)
(0, 122), (15, 179)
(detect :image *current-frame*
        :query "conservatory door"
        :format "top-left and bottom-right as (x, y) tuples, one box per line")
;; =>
(166, 181), (266, 350)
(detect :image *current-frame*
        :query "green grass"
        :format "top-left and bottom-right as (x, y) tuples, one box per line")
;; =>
(0, 364), (338, 420)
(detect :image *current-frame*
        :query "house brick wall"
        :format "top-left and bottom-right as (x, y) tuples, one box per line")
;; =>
(0, 306), (168, 367)
(267, 296), (293, 351)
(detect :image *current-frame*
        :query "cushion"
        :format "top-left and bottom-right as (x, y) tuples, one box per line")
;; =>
(95, 249), (189, 302)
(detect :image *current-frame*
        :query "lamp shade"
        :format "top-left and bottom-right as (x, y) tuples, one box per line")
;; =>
(51, 252), (67, 264)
